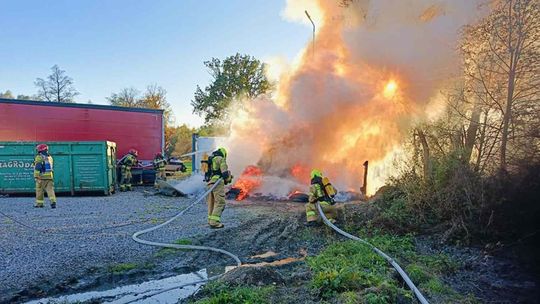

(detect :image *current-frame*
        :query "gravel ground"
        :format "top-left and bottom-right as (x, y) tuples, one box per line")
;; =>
(0, 187), (246, 300)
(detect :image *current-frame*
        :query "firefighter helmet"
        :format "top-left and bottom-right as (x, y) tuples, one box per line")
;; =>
(218, 147), (227, 158)
(310, 169), (322, 179)
(129, 149), (138, 156)
(156, 152), (163, 158)
(36, 144), (48, 152)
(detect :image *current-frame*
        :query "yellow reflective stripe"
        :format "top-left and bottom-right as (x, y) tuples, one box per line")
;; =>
(320, 201), (330, 206)
(35, 200), (44, 203)
(306, 211), (316, 216)
(208, 215), (221, 222)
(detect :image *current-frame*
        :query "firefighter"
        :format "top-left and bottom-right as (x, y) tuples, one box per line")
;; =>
(34, 144), (57, 208)
(153, 152), (167, 188)
(206, 147), (233, 229)
(305, 169), (337, 226)
(119, 149), (138, 191)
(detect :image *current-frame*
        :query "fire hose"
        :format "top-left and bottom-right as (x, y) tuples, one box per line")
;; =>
(127, 178), (241, 302)
(316, 202), (430, 304)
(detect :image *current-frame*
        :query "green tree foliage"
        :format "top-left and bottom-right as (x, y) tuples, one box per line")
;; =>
(35, 65), (79, 102)
(171, 124), (195, 156)
(165, 124), (224, 157)
(191, 53), (272, 124)
(0, 90), (39, 100)
(0, 90), (14, 98)
(16, 94), (35, 100)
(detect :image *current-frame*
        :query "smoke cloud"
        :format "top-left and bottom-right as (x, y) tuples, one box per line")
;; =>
(225, 0), (488, 195)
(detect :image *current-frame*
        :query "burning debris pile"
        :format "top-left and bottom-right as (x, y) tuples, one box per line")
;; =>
(226, 162), (365, 202)
(222, 0), (486, 199)
(226, 164), (310, 201)
(227, 165), (263, 200)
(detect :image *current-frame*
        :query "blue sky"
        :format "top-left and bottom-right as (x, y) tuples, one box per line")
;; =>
(0, 0), (310, 126)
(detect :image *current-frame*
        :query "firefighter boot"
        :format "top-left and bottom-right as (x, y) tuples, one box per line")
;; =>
(210, 223), (224, 229)
(51, 202), (56, 209)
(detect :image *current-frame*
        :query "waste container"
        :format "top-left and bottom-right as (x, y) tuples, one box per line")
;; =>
(0, 141), (117, 195)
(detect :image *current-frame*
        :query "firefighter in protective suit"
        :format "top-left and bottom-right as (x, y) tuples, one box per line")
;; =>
(153, 152), (167, 188)
(206, 147), (233, 229)
(119, 149), (138, 191)
(305, 169), (337, 226)
(34, 144), (57, 208)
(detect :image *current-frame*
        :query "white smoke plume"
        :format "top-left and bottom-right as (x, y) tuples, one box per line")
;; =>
(224, 0), (489, 196)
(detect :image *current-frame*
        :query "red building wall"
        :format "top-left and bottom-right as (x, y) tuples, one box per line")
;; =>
(0, 99), (163, 161)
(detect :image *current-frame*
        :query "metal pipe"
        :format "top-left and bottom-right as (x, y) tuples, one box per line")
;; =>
(305, 10), (315, 58)
(191, 133), (199, 173)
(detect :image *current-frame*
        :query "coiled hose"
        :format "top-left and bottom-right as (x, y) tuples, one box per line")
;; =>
(127, 179), (241, 303)
(316, 202), (429, 304)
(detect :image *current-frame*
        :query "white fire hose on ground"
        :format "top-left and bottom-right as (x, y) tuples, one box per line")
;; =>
(127, 179), (241, 303)
(316, 202), (430, 304)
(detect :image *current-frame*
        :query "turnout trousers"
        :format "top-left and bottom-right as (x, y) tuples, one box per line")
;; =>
(154, 169), (167, 188)
(120, 166), (132, 191)
(305, 201), (337, 223)
(35, 179), (56, 207)
(206, 180), (226, 227)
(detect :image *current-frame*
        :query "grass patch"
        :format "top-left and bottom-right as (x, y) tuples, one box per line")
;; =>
(154, 238), (193, 257)
(108, 262), (137, 274)
(308, 231), (478, 303)
(192, 282), (274, 304)
(339, 291), (361, 304)
(307, 240), (412, 301)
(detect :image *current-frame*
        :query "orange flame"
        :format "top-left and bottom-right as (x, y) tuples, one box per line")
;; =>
(288, 189), (305, 198)
(232, 165), (263, 200)
(290, 164), (310, 184)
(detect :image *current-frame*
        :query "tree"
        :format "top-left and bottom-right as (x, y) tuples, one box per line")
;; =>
(140, 84), (173, 124)
(106, 88), (140, 107)
(191, 53), (272, 124)
(0, 90), (38, 100)
(169, 124), (196, 156)
(35, 65), (79, 102)
(107, 85), (176, 155)
(462, 0), (540, 172)
(16, 94), (35, 100)
(0, 90), (14, 99)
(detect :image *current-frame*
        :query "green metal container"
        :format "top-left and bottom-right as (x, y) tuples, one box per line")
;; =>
(0, 141), (117, 195)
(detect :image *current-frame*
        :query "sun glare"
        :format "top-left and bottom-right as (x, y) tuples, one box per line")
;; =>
(383, 80), (398, 99)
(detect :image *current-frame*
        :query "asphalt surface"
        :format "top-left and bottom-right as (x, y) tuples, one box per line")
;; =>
(0, 187), (244, 301)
